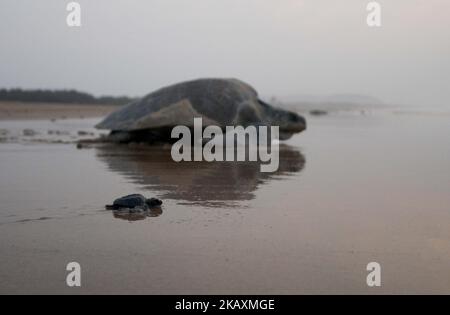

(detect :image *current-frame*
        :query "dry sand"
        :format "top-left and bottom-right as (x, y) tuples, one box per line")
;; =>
(0, 101), (119, 120)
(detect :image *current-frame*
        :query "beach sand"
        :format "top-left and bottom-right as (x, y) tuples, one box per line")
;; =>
(0, 103), (449, 294)
(0, 101), (119, 121)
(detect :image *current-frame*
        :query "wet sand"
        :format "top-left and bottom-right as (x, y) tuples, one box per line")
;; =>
(0, 105), (449, 294)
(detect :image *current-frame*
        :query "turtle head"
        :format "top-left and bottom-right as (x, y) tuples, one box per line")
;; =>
(258, 100), (306, 140)
(145, 197), (163, 208)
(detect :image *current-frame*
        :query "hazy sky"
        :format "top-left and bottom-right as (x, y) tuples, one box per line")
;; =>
(1, 0), (449, 106)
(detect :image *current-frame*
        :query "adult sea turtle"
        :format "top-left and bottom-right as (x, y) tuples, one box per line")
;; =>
(96, 78), (306, 143)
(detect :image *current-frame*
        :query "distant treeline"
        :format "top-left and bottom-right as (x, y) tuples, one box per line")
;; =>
(0, 88), (137, 105)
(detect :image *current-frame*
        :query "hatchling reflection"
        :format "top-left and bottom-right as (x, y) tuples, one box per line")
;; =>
(112, 206), (163, 222)
(96, 144), (305, 217)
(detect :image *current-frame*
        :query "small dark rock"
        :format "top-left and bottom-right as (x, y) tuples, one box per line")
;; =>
(77, 131), (94, 136)
(309, 109), (328, 116)
(48, 130), (70, 136)
(23, 129), (38, 136)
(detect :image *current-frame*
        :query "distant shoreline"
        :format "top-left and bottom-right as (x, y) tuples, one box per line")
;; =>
(0, 101), (119, 120)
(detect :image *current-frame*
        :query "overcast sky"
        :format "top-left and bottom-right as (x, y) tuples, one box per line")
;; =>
(0, 0), (449, 106)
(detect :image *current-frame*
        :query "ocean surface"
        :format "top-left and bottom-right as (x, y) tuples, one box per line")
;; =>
(0, 108), (449, 294)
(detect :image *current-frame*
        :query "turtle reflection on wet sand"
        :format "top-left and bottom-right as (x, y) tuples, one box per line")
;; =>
(113, 207), (163, 222)
(96, 145), (305, 209)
